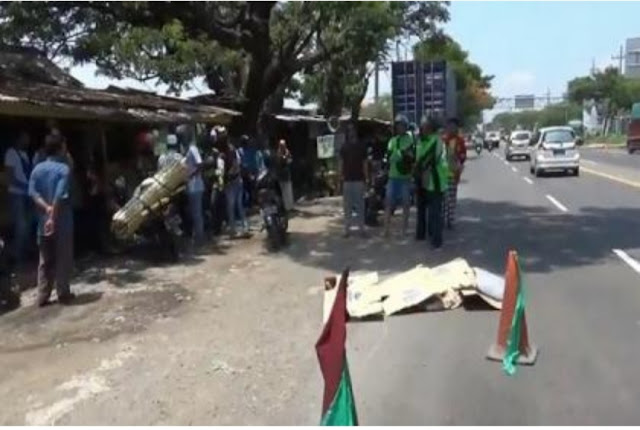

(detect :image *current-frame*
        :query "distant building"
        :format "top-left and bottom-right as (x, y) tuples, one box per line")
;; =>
(625, 37), (640, 77)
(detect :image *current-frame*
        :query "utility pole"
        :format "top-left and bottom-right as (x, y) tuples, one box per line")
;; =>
(612, 44), (624, 74)
(546, 88), (551, 107)
(591, 57), (596, 76)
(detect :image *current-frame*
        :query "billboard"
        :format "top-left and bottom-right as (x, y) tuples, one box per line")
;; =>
(514, 95), (535, 110)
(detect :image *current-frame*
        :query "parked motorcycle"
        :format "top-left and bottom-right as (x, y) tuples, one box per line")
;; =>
(0, 236), (20, 311)
(256, 169), (288, 251)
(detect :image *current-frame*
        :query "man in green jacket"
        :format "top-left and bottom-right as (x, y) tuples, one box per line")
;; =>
(414, 117), (449, 249)
(384, 114), (414, 237)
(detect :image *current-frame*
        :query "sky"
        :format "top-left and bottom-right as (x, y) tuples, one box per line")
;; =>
(70, 1), (640, 118)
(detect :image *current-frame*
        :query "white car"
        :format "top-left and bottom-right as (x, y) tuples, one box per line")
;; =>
(529, 126), (580, 177)
(506, 130), (532, 161)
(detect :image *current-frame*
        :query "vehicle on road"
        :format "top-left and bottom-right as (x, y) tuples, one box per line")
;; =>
(256, 168), (288, 251)
(484, 131), (500, 151)
(506, 130), (532, 161)
(627, 103), (640, 154)
(529, 126), (580, 177)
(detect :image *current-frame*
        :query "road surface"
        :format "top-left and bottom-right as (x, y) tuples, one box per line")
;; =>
(3, 146), (640, 425)
(303, 147), (640, 425)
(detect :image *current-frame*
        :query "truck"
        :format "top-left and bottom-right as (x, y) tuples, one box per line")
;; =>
(627, 102), (640, 154)
(391, 60), (457, 127)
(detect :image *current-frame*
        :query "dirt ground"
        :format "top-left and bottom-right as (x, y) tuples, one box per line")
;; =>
(0, 199), (362, 425)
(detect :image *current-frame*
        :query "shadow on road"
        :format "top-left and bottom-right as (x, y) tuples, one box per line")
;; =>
(281, 196), (640, 277)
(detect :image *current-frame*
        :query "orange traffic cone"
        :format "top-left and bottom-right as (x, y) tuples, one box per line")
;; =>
(486, 250), (538, 365)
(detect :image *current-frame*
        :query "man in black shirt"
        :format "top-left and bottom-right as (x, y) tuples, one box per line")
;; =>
(339, 123), (368, 238)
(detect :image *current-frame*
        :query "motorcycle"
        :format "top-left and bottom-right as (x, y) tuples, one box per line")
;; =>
(256, 169), (288, 251)
(474, 139), (483, 155)
(365, 165), (387, 226)
(0, 236), (20, 311)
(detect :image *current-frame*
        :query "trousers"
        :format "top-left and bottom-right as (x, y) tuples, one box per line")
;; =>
(416, 188), (444, 248)
(188, 191), (205, 243)
(37, 231), (73, 305)
(444, 183), (458, 228)
(342, 181), (365, 233)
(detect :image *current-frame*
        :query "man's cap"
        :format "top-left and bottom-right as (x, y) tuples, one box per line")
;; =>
(394, 114), (409, 125)
(167, 134), (178, 147)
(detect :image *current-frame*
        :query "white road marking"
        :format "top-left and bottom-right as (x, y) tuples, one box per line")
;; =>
(582, 159), (599, 166)
(545, 194), (568, 212)
(511, 166), (518, 173)
(613, 249), (640, 275)
(523, 177), (534, 185)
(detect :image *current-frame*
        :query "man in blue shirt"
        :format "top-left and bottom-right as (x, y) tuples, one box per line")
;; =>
(28, 134), (74, 306)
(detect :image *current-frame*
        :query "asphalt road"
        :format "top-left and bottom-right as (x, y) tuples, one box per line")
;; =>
(325, 148), (640, 425)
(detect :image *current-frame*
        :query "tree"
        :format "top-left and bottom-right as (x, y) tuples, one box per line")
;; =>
(0, 2), (410, 133)
(294, 2), (450, 120)
(413, 34), (494, 125)
(491, 102), (582, 131)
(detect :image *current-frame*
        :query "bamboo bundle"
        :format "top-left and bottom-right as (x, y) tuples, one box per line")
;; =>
(112, 157), (189, 239)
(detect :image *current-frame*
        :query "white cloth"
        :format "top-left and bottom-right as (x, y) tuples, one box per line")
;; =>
(4, 147), (29, 195)
(186, 144), (204, 194)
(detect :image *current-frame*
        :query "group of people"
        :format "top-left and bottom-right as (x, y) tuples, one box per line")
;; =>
(339, 115), (466, 249)
(3, 123), (298, 308)
(154, 126), (296, 244)
(4, 129), (76, 306)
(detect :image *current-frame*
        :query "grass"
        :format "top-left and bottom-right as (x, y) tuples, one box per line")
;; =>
(584, 134), (627, 146)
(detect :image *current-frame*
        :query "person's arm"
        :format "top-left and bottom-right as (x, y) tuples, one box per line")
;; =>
(29, 169), (51, 214)
(4, 150), (28, 188)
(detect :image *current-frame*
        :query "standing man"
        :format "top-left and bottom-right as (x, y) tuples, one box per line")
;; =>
(414, 117), (449, 249)
(4, 131), (32, 266)
(339, 122), (368, 238)
(185, 135), (205, 246)
(157, 134), (183, 170)
(276, 139), (295, 212)
(29, 134), (75, 306)
(221, 137), (248, 237)
(442, 118), (466, 230)
(238, 135), (259, 209)
(384, 115), (414, 237)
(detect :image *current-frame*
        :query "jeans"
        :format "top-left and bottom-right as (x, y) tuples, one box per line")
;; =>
(342, 181), (365, 233)
(9, 193), (30, 264)
(188, 191), (204, 243)
(225, 179), (247, 233)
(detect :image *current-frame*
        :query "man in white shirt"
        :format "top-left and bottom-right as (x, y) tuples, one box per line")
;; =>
(185, 139), (205, 245)
(157, 134), (183, 171)
(4, 132), (32, 265)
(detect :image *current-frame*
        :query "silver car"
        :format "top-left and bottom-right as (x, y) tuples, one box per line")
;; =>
(506, 130), (532, 161)
(529, 126), (580, 177)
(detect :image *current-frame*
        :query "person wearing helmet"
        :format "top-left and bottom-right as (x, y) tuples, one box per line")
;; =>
(414, 116), (449, 249)
(384, 114), (414, 237)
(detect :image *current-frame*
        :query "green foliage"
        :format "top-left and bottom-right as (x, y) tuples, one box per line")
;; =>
(567, 67), (640, 115)
(491, 102), (582, 131)
(295, 2), (450, 117)
(413, 34), (494, 125)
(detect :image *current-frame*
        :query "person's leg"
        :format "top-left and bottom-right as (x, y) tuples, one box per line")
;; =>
(415, 187), (427, 240)
(55, 226), (74, 301)
(354, 181), (366, 233)
(9, 193), (28, 265)
(188, 192), (203, 243)
(342, 181), (353, 235)
(234, 181), (247, 232)
(401, 179), (411, 236)
(224, 186), (237, 235)
(383, 180), (396, 237)
(37, 236), (55, 306)
(427, 192), (444, 248)
(448, 183), (458, 229)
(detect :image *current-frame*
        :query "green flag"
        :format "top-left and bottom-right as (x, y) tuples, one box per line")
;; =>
(316, 269), (358, 426)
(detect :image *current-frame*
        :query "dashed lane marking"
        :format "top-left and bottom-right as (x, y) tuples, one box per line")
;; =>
(613, 249), (640, 275)
(523, 177), (533, 185)
(582, 159), (599, 166)
(511, 166), (518, 173)
(545, 194), (569, 212)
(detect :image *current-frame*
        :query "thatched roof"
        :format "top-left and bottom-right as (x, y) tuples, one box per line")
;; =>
(0, 48), (239, 124)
